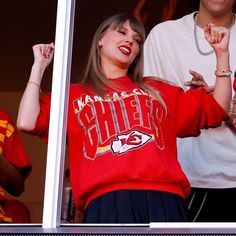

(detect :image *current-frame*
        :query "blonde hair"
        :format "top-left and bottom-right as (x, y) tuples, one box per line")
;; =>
(80, 12), (167, 111)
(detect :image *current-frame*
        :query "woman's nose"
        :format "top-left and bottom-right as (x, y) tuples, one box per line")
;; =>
(125, 36), (133, 44)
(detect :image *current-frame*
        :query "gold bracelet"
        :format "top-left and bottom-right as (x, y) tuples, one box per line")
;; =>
(27, 81), (42, 92)
(27, 81), (40, 88)
(215, 69), (232, 77)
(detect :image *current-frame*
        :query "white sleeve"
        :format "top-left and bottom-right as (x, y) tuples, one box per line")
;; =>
(143, 27), (165, 79)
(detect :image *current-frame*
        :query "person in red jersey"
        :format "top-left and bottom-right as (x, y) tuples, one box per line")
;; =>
(17, 13), (230, 223)
(0, 109), (31, 222)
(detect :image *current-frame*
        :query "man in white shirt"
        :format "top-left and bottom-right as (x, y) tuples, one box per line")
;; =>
(144, 0), (236, 222)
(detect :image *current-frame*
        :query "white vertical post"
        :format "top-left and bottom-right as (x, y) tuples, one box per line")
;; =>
(42, 0), (75, 228)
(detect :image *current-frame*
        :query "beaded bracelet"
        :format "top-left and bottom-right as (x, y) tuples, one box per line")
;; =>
(215, 69), (232, 77)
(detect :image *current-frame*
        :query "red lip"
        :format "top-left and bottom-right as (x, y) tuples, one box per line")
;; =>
(118, 45), (131, 55)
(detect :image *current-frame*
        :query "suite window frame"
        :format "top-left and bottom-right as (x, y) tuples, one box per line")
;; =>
(34, 0), (236, 233)
(42, 0), (75, 228)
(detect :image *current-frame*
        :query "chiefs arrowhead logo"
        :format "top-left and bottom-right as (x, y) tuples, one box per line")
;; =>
(111, 130), (152, 154)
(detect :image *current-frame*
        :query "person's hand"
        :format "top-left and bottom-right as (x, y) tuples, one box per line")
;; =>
(32, 43), (55, 69)
(204, 24), (229, 53)
(184, 70), (214, 93)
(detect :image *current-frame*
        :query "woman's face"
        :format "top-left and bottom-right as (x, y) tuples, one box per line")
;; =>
(200, 0), (235, 15)
(98, 20), (142, 75)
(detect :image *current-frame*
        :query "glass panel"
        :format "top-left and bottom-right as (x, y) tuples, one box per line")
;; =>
(0, 0), (204, 227)
(65, 0), (198, 225)
(0, 0), (57, 224)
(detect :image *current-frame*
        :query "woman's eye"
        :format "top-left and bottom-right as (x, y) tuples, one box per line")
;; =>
(118, 30), (125, 35)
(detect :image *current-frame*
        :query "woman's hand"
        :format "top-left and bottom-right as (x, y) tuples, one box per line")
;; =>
(203, 23), (231, 113)
(17, 43), (54, 131)
(204, 24), (229, 53)
(32, 43), (55, 70)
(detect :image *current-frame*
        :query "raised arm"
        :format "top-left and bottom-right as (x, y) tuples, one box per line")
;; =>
(204, 23), (231, 112)
(17, 43), (54, 131)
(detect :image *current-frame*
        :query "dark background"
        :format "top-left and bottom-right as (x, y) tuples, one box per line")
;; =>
(1, 0), (200, 92)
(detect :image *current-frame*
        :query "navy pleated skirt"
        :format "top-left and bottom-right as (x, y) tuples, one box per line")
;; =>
(83, 190), (189, 223)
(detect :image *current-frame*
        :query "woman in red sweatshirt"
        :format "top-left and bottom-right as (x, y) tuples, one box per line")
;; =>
(17, 13), (231, 223)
